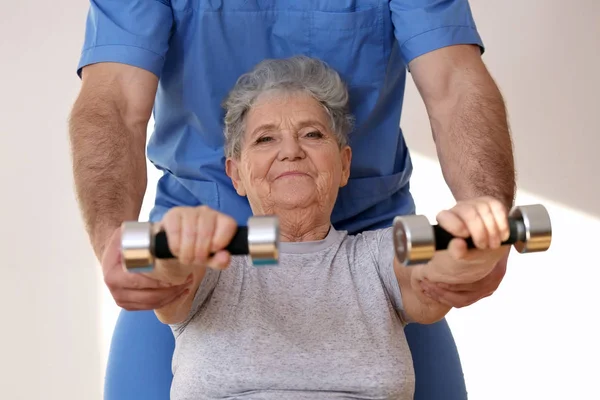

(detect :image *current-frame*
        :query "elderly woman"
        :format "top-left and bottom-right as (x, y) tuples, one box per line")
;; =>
(147, 56), (509, 399)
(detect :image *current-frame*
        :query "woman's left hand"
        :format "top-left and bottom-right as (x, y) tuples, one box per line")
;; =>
(417, 196), (512, 306)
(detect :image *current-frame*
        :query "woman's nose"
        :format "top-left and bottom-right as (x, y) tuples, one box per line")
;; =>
(277, 136), (305, 161)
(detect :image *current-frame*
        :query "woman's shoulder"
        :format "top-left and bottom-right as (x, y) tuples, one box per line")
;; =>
(342, 226), (394, 245)
(336, 226), (393, 261)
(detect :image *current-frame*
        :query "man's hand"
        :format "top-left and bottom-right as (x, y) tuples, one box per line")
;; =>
(101, 226), (193, 311)
(398, 196), (511, 323)
(419, 252), (508, 308)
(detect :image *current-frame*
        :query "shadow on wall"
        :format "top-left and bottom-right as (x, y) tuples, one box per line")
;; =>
(401, 0), (600, 218)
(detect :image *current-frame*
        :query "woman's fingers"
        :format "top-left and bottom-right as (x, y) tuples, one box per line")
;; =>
(437, 197), (509, 251)
(159, 205), (236, 270)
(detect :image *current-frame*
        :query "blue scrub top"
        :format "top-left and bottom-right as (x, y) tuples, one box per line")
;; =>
(77, 0), (484, 234)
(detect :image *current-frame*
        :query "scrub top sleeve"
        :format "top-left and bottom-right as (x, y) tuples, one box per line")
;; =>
(76, 0), (174, 78)
(390, 0), (485, 66)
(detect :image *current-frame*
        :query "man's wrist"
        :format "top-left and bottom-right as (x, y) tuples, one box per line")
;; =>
(91, 223), (121, 261)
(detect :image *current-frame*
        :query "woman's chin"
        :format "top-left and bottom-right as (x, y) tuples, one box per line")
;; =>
(270, 192), (317, 211)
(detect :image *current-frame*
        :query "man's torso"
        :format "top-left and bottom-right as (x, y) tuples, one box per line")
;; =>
(148, 0), (415, 232)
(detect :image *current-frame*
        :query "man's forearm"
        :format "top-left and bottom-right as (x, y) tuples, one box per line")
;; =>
(68, 97), (148, 259)
(430, 70), (516, 208)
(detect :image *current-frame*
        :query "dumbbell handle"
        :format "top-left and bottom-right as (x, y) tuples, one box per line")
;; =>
(122, 215), (280, 273)
(154, 227), (250, 259)
(432, 218), (526, 250)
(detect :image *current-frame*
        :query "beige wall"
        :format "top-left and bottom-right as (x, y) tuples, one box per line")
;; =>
(403, 0), (600, 217)
(0, 1), (102, 399)
(1, 1), (598, 399)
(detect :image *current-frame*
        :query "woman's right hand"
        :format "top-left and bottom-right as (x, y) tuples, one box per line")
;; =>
(151, 205), (239, 283)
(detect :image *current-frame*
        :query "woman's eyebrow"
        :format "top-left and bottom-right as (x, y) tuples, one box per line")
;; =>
(296, 120), (326, 130)
(249, 123), (278, 138)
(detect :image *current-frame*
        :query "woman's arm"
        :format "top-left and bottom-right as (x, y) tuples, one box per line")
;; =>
(393, 260), (451, 325)
(393, 197), (510, 324)
(151, 260), (207, 324)
(144, 205), (238, 324)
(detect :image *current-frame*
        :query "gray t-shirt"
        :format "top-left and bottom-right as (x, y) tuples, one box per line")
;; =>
(170, 226), (415, 399)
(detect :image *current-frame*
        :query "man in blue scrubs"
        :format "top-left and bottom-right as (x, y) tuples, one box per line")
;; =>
(69, 1), (515, 399)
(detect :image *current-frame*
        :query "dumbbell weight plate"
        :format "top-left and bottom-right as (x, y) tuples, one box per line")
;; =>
(392, 214), (436, 266)
(247, 216), (280, 266)
(121, 221), (155, 273)
(121, 215), (280, 272)
(508, 204), (552, 253)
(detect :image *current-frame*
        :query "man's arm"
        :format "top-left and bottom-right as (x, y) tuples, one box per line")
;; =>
(68, 63), (158, 259)
(408, 44), (516, 208)
(406, 44), (514, 307)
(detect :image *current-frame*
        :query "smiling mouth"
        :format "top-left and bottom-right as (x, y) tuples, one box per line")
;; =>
(276, 172), (309, 179)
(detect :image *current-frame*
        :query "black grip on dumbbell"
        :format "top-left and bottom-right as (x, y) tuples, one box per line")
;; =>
(154, 227), (250, 259)
(432, 219), (525, 250)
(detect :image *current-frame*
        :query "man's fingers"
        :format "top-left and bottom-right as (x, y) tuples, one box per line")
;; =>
(105, 268), (183, 291)
(150, 286), (191, 309)
(435, 258), (505, 292)
(435, 289), (487, 308)
(115, 285), (190, 310)
(420, 280), (486, 308)
(434, 281), (482, 293)
(420, 257), (508, 308)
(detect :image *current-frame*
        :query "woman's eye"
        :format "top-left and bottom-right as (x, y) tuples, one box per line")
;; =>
(255, 136), (273, 144)
(305, 131), (324, 138)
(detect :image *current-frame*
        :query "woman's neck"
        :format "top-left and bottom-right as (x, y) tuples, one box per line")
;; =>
(275, 208), (332, 242)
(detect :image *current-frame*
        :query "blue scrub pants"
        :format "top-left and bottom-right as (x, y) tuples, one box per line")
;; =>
(103, 310), (466, 399)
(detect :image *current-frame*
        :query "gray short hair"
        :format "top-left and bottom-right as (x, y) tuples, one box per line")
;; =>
(222, 55), (354, 158)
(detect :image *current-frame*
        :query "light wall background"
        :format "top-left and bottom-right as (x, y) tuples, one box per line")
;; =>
(1, 1), (598, 399)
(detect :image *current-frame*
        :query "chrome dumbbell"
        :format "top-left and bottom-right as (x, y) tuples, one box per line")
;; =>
(121, 215), (280, 272)
(392, 204), (552, 266)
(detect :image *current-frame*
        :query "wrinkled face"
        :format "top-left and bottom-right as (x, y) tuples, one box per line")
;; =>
(225, 91), (352, 217)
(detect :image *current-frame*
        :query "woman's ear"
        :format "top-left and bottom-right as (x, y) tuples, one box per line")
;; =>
(225, 158), (247, 196)
(339, 145), (352, 187)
